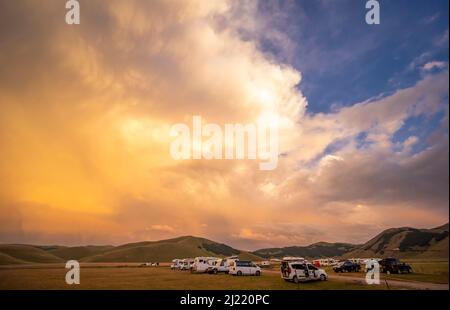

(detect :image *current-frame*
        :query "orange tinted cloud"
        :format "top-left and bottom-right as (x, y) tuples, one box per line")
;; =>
(0, 0), (448, 249)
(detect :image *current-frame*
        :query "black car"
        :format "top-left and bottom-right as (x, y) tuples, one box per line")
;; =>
(333, 260), (361, 273)
(379, 258), (413, 274)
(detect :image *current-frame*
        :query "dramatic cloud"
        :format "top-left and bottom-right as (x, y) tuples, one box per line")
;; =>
(0, 0), (448, 249)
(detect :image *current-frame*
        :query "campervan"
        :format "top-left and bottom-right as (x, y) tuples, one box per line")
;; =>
(282, 256), (306, 263)
(180, 258), (194, 270)
(229, 260), (261, 276)
(171, 259), (182, 270)
(210, 256), (239, 274)
(191, 257), (217, 273)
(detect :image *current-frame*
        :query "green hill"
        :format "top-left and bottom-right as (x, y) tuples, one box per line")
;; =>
(1, 223), (446, 265)
(0, 252), (28, 265)
(0, 244), (64, 264)
(83, 236), (261, 262)
(47, 245), (114, 260)
(0, 237), (261, 264)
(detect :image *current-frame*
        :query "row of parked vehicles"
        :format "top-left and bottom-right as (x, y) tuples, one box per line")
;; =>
(171, 256), (262, 276)
(331, 257), (413, 274)
(170, 255), (412, 284)
(171, 256), (329, 283)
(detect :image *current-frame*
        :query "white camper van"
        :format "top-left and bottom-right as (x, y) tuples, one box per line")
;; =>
(180, 258), (194, 270)
(210, 256), (239, 274)
(191, 257), (217, 273)
(171, 259), (182, 270)
(229, 260), (261, 276)
(282, 256), (306, 263)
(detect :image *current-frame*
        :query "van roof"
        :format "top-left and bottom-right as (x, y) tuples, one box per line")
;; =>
(282, 256), (305, 261)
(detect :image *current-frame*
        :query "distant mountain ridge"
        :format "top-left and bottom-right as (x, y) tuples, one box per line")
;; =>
(341, 223), (449, 259)
(0, 223), (448, 265)
(254, 223), (449, 259)
(252, 242), (357, 259)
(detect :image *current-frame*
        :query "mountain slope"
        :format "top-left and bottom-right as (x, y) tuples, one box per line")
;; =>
(0, 252), (28, 265)
(0, 236), (260, 264)
(252, 242), (357, 259)
(0, 244), (64, 264)
(47, 245), (114, 260)
(1, 223), (447, 264)
(83, 236), (261, 262)
(342, 223), (449, 259)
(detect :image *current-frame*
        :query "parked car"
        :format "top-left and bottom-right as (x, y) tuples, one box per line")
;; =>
(281, 260), (327, 283)
(379, 258), (413, 274)
(229, 260), (261, 276)
(333, 260), (361, 273)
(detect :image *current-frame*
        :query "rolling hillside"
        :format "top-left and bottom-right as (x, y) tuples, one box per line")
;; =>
(82, 236), (261, 262)
(0, 244), (64, 264)
(0, 236), (261, 264)
(46, 245), (115, 260)
(252, 242), (357, 259)
(1, 223), (447, 265)
(342, 223), (449, 259)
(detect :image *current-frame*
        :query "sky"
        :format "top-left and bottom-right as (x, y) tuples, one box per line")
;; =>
(0, 0), (448, 250)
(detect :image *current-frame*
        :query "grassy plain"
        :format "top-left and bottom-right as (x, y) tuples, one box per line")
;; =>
(0, 265), (380, 290)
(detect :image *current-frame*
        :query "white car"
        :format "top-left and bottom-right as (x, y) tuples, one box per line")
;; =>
(229, 260), (261, 276)
(281, 261), (327, 283)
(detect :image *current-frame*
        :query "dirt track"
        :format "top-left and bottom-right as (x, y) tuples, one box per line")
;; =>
(264, 269), (449, 290)
(327, 274), (449, 290)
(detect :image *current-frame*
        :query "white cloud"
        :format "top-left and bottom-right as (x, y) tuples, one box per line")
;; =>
(423, 61), (448, 71)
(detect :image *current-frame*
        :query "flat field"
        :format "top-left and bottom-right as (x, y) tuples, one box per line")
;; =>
(0, 260), (448, 290)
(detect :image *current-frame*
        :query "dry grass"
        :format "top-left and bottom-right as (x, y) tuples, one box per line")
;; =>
(0, 266), (382, 290)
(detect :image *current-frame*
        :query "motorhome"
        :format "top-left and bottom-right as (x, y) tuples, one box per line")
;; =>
(191, 257), (217, 273)
(180, 258), (194, 270)
(171, 259), (182, 270)
(210, 258), (228, 273)
(209, 256), (239, 274)
(281, 259), (327, 283)
(229, 260), (261, 276)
